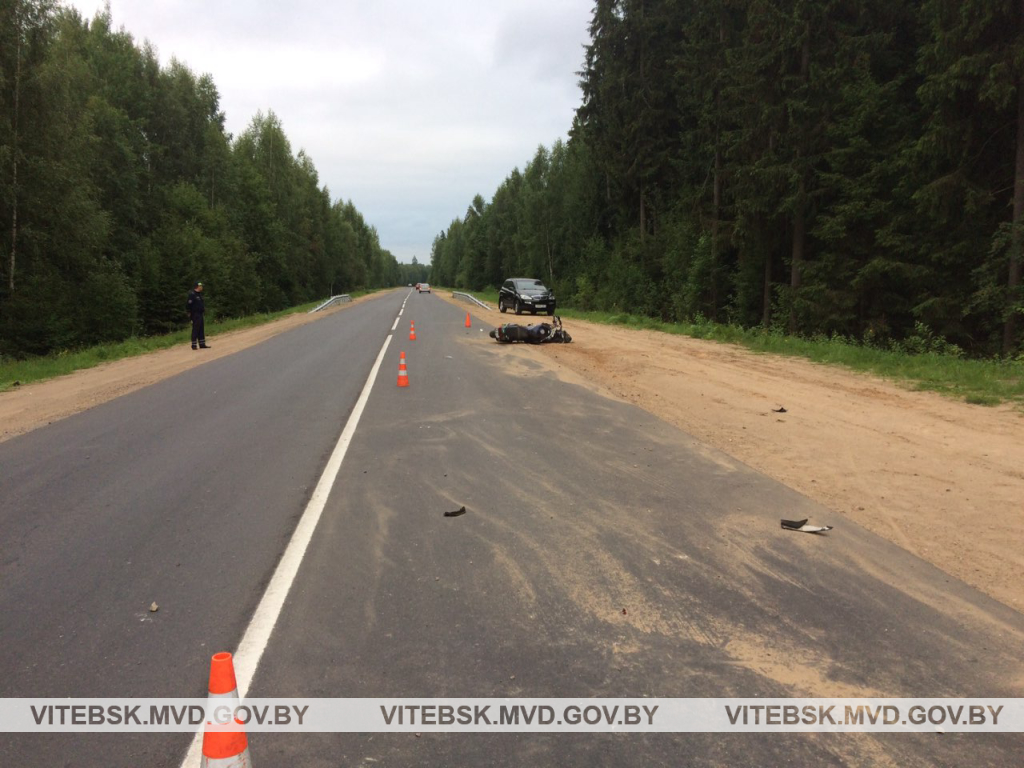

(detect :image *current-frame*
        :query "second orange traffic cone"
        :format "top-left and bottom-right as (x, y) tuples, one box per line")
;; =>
(409, 321), (417, 341)
(397, 351), (409, 387)
(465, 312), (472, 328)
(201, 652), (252, 767)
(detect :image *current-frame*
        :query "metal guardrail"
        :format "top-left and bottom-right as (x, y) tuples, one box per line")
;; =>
(451, 292), (492, 310)
(309, 294), (352, 313)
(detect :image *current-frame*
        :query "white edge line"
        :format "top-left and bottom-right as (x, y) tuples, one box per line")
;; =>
(179, 330), (394, 766)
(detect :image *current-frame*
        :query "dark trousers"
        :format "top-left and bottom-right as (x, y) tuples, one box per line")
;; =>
(191, 315), (205, 346)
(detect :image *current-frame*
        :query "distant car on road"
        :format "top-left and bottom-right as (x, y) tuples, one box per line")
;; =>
(499, 278), (555, 315)
(418, 283), (431, 293)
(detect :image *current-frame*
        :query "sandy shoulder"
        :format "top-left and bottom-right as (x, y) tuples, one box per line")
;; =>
(0, 293), (386, 443)
(459, 297), (1024, 612)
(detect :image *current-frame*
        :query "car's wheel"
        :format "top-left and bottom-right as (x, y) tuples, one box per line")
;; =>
(515, 301), (523, 315)
(499, 298), (506, 313)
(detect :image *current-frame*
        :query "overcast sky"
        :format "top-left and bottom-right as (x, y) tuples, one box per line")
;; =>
(65, 1), (594, 264)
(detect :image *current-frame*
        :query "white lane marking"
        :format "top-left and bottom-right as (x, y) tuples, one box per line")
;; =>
(179, 329), (394, 766)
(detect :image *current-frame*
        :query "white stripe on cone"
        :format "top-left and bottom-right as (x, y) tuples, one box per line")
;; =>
(202, 750), (253, 768)
(201, 685), (252, 768)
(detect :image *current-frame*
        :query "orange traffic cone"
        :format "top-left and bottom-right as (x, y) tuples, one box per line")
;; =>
(201, 652), (252, 767)
(465, 312), (472, 328)
(409, 322), (417, 341)
(397, 351), (409, 387)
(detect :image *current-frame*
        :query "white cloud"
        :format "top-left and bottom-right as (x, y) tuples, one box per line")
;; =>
(64, 0), (593, 263)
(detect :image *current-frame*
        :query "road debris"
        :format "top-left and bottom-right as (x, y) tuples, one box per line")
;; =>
(444, 506), (467, 518)
(772, 406), (787, 413)
(781, 518), (832, 534)
(149, 602), (159, 612)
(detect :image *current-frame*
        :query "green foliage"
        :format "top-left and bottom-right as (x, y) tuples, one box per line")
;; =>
(681, 235), (715, 323)
(77, 261), (138, 345)
(431, 0), (1024, 359)
(885, 321), (964, 357)
(397, 256), (430, 286)
(0, 3), (400, 359)
(0, 263), (74, 356)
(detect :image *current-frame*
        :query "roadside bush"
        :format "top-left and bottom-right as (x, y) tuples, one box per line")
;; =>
(888, 322), (964, 358)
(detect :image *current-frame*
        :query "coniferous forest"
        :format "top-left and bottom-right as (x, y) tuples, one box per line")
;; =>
(431, 0), (1024, 357)
(0, 2), (405, 359)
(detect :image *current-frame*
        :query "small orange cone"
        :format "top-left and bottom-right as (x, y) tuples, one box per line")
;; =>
(201, 652), (252, 767)
(409, 321), (417, 341)
(465, 312), (472, 328)
(397, 352), (409, 387)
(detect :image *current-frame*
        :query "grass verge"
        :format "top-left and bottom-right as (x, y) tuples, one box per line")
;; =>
(0, 292), (375, 392)
(444, 287), (1024, 407)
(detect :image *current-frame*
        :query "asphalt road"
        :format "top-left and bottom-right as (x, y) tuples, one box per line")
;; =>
(1, 289), (1022, 766)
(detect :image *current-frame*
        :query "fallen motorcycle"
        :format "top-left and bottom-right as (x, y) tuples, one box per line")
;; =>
(489, 315), (572, 344)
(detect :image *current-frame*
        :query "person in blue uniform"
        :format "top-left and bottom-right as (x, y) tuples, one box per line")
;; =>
(186, 281), (210, 349)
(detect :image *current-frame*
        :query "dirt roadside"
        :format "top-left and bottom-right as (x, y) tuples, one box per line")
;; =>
(4, 289), (1022, 612)
(458, 296), (1024, 613)
(0, 293), (383, 443)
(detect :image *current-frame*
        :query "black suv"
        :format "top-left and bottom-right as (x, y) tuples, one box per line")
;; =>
(498, 278), (556, 315)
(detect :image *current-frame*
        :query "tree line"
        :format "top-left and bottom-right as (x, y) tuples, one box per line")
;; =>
(1, 1), (402, 358)
(431, 0), (1024, 357)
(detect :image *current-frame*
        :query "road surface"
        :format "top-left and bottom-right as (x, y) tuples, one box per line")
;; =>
(1, 289), (1021, 766)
